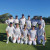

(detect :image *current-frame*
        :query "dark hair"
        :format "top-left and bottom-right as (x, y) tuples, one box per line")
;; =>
(10, 16), (13, 17)
(24, 24), (27, 27)
(22, 14), (24, 16)
(15, 23), (19, 25)
(16, 15), (18, 17)
(10, 22), (13, 24)
(40, 16), (42, 17)
(28, 15), (30, 17)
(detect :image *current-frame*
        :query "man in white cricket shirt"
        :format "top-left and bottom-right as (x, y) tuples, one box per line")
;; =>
(26, 15), (31, 30)
(19, 14), (26, 30)
(31, 16), (38, 28)
(14, 15), (19, 28)
(38, 16), (45, 30)
(8, 16), (14, 25)
(37, 24), (46, 46)
(5, 18), (10, 26)
(6, 22), (14, 44)
(28, 25), (37, 45)
(13, 23), (21, 43)
(20, 25), (28, 44)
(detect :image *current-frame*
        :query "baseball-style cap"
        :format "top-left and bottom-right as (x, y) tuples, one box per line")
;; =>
(22, 14), (24, 16)
(10, 22), (13, 24)
(28, 15), (30, 17)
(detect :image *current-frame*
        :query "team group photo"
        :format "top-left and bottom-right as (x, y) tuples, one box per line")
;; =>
(0, 0), (50, 50)
(5, 14), (46, 46)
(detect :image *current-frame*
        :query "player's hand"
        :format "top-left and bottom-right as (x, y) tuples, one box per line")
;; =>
(29, 38), (31, 41)
(18, 37), (20, 40)
(34, 38), (36, 41)
(13, 37), (15, 40)
(44, 37), (46, 40)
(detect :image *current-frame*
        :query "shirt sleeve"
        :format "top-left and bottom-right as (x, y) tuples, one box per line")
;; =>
(43, 20), (45, 28)
(6, 26), (9, 31)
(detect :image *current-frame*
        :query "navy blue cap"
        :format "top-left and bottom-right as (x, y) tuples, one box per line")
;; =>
(10, 22), (13, 24)
(28, 15), (30, 17)
(22, 14), (24, 16)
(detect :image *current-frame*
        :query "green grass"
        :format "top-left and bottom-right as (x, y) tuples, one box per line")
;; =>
(0, 24), (50, 50)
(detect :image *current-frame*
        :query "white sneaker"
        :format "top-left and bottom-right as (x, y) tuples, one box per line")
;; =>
(43, 44), (45, 46)
(6, 41), (8, 44)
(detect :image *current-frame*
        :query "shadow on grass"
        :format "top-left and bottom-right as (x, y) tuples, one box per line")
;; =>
(0, 33), (12, 42)
(0, 33), (50, 50)
(33, 38), (50, 50)
(0, 33), (7, 42)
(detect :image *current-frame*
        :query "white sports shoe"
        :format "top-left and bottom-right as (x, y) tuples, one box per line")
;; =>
(6, 41), (8, 44)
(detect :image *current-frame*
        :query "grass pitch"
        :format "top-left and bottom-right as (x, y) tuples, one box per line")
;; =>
(0, 24), (50, 50)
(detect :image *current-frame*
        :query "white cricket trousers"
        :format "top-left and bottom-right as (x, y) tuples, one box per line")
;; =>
(28, 38), (36, 45)
(13, 35), (20, 44)
(38, 36), (45, 45)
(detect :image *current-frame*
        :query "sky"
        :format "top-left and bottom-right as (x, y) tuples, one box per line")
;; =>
(0, 0), (50, 19)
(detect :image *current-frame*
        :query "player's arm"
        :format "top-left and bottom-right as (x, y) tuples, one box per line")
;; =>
(44, 21), (45, 29)
(44, 32), (46, 40)
(28, 34), (31, 40)
(34, 33), (37, 41)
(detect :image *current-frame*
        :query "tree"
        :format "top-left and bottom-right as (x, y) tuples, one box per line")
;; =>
(0, 13), (12, 23)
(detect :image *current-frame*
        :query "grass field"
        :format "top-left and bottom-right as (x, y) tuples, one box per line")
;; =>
(0, 24), (50, 50)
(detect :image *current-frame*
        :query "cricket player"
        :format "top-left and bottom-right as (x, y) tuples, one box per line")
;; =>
(28, 25), (37, 45)
(37, 24), (46, 46)
(13, 23), (21, 43)
(8, 16), (14, 25)
(19, 14), (26, 30)
(5, 18), (10, 25)
(6, 22), (14, 44)
(20, 25), (28, 44)
(26, 15), (31, 30)
(14, 15), (19, 28)
(31, 16), (38, 28)
(38, 16), (45, 30)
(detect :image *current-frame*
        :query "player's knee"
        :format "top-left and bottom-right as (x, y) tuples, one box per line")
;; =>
(28, 41), (32, 45)
(20, 40), (23, 44)
(13, 40), (16, 43)
(17, 40), (20, 44)
(24, 41), (27, 44)
(33, 42), (36, 45)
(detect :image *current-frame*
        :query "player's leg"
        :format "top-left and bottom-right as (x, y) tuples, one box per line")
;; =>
(6, 36), (9, 44)
(20, 37), (24, 44)
(38, 36), (41, 44)
(6, 34), (10, 44)
(17, 37), (20, 44)
(28, 40), (32, 45)
(13, 37), (16, 43)
(24, 39), (28, 44)
(41, 36), (45, 46)
(33, 40), (37, 45)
